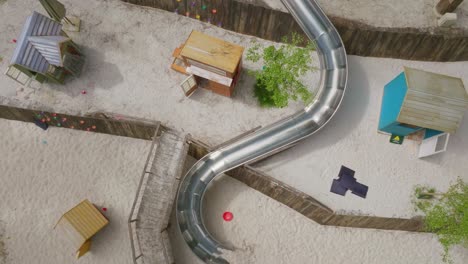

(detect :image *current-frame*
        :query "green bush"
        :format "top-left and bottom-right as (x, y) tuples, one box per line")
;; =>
(246, 33), (316, 108)
(413, 178), (468, 263)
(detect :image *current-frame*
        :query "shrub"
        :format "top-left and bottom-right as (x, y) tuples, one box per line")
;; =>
(413, 178), (468, 263)
(246, 33), (316, 108)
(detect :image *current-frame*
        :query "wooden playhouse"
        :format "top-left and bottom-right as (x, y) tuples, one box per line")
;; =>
(55, 200), (109, 259)
(171, 30), (244, 97)
(5, 11), (84, 86)
(378, 67), (468, 157)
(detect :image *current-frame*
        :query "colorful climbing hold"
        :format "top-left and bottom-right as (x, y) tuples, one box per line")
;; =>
(42, 140), (47, 144)
(92, 125), (96, 129)
(186, 11), (190, 17)
(52, 113), (57, 117)
(202, 5), (207, 10)
(217, 22), (222, 27)
(12, 39), (17, 43)
(41, 118), (46, 123)
(222, 211), (233, 222)
(191, 1), (196, 7)
(53, 116), (58, 120)
(81, 90), (87, 95)
(57, 123), (61, 127)
(86, 128), (91, 131)
(79, 120), (85, 124)
(70, 126), (75, 129)
(46, 118), (51, 122)
(62, 117), (67, 122)
(211, 9), (217, 14)
(196, 14), (201, 20)
(102, 207), (107, 212)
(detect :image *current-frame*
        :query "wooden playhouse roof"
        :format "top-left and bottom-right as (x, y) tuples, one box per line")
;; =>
(56, 199), (108, 250)
(180, 31), (244, 74)
(398, 67), (468, 133)
(11, 11), (69, 73)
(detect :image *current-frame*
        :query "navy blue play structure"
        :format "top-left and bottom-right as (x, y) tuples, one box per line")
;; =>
(331, 166), (368, 198)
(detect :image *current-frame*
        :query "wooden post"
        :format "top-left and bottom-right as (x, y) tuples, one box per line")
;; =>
(436, 0), (464, 15)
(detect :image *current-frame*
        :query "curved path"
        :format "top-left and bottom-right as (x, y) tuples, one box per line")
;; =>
(176, 0), (348, 262)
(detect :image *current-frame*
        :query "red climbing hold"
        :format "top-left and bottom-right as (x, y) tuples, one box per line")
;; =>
(102, 207), (107, 212)
(222, 211), (233, 222)
(12, 39), (17, 43)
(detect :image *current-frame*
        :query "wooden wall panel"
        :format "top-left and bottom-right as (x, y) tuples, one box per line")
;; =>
(121, 0), (468, 61)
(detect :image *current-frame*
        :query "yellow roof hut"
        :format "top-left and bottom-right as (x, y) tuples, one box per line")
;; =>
(55, 200), (109, 258)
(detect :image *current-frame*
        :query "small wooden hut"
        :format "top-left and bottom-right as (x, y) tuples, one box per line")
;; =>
(55, 200), (109, 259)
(6, 11), (84, 86)
(171, 30), (244, 97)
(379, 67), (468, 157)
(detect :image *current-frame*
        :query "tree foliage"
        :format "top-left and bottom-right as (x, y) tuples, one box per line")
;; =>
(246, 33), (316, 108)
(413, 178), (468, 263)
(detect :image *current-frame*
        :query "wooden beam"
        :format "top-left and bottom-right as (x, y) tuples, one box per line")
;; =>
(436, 0), (465, 15)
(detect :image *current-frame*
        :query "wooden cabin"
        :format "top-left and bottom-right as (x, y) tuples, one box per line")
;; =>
(171, 31), (244, 97)
(379, 67), (468, 157)
(6, 11), (84, 86)
(55, 200), (109, 259)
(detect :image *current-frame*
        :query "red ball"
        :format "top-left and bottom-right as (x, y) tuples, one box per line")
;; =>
(222, 211), (233, 222)
(212, 9), (217, 14)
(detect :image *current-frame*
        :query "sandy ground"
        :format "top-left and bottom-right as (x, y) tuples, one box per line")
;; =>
(168, 160), (467, 263)
(1, 0), (468, 236)
(0, 0), (316, 146)
(0, 1), (467, 263)
(0, 119), (151, 264)
(245, 0), (468, 28)
(253, 55), (468, 219)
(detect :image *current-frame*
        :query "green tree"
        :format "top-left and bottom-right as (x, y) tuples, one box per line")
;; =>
(246, 33), (316, 108)
(413, 178), (468, 263)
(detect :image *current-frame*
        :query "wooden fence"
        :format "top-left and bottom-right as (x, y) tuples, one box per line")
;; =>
(121, 0), (468, 61)
(188, 139), (424, 232)
(0, 104), (424, 232)
(0, 105), (158, 140)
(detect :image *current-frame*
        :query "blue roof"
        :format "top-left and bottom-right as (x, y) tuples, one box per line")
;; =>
(10, 12), (64, 74)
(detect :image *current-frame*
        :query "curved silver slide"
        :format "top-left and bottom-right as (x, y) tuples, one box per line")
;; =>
(176, 0), (348, 263)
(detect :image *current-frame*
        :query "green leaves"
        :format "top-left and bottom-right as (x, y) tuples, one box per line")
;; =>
(413, 178), (468, 263)
(246, 33), (316, 108)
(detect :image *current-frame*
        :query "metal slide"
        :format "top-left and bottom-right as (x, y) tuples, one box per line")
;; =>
(176, 0), (348, 263)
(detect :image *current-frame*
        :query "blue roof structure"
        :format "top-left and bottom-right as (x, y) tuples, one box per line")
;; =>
(10, 11), (68, 74)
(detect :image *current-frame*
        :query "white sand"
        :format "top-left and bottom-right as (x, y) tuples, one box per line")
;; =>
(0, 119), (151, 264)
(0, 0), (313, 146)
(168, 167), (467, 263)
(1, 1), (468, 263)
(255, 55), (468, 219)
(244, 0), (468, 29)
